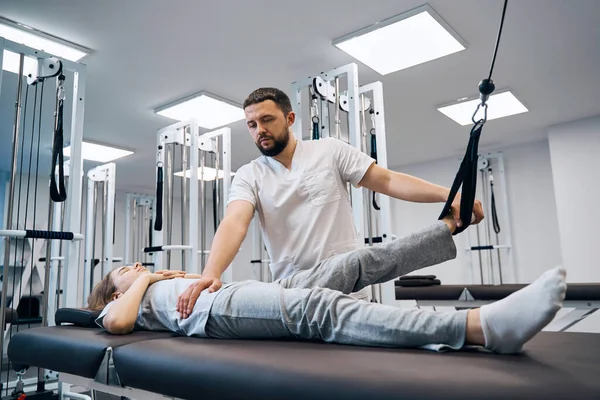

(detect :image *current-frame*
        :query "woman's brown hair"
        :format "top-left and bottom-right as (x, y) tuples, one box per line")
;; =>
(87, 271), (117, 311)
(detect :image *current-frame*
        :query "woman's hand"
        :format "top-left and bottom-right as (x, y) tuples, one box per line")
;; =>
(155, 269), (187, 278)
(146, 271), (186, 285)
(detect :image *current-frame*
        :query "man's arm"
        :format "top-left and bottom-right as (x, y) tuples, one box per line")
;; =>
(358, 163), (484, 226)
(358, 163), (449, 203)
(202, 199), (255, 279)
(176, 200), (255, 319)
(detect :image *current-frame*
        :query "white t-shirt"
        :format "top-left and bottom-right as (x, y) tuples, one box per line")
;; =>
(95, 278), (251, 337)
(228, 137), (375, 281)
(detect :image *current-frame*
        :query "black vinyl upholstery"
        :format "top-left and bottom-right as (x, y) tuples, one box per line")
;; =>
(55, 308), (101, 327)
(395, 283), (600, 301)
(7, 326), (175, 378)
(8, 323), (600, 399)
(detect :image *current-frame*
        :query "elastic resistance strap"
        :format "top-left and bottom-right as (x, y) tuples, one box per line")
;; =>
(370, 131), (380, 211)
(154, 166), (163, 231)
(49, 98), (67, 202)
(490, 181), (501, 233)
(438, 122), (484, 235)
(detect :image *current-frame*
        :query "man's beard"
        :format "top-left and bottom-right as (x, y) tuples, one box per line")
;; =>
(256, 127), (290, 157)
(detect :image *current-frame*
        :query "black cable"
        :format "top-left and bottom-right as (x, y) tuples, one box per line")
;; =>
(154, 164), (163, 231)
(490, 181), (501, 234)
(439, 0), (508, 233)
(12, 83), (33, 338)
(488, 0), (509, 80)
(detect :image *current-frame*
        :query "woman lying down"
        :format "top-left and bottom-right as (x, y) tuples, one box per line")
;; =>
(88, 215), (566, 355)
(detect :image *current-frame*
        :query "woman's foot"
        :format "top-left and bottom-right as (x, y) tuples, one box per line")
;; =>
(465, 266), (567, 353)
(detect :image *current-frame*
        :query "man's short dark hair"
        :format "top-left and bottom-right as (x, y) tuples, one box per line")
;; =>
(243, 87), (293, 116)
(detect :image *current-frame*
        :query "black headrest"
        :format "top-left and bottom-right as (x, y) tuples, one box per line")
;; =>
(55, 308), (102, 328)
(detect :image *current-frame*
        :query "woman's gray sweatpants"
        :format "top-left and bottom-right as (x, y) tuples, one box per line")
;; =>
(205, 222), (468, 349)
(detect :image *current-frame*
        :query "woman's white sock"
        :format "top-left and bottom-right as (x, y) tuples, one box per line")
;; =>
(479, 266), (567, 354)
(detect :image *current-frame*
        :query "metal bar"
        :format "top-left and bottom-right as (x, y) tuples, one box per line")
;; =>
(162, 245), (193, 251)
(359, 82), (393, 304)
(188, 122), (199, 274)
(101, 181), (107, 277)
(165, 144), (174, 269)
(497, 153), (515, 282)
(181, 135), (188, 268)
(153, 134), (166, 270)
(220, 128), (232, 283)
(46, 183), (64, 326)
(200, 148), (207, 272)
(124, 194), (133, 264)
(63, 68), (86, 308)
(1, 54), (25, 355)
(290, 82), (304, 141)
(84, 180), (96, 299)
(214, 137), (220, 228)
(38, 195), (55, 384)
(105, 164), (116, 275)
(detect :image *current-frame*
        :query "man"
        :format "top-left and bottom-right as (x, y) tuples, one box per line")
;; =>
(176, 87), (484, 318)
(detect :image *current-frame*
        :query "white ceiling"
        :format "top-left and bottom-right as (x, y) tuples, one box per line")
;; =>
(1, 0), (599, 193)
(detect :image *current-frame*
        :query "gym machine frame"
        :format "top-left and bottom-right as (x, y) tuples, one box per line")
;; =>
(151, 121), (231, 278)
(463, 151), (515, 285)
(83, 163), (117, 299)
(124, 193), (155, 266)
(0, 37), (86, 308)
(0, 36), (87, 397)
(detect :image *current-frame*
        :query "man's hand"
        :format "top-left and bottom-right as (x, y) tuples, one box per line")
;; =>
(451, 195), (484, 228)
(177, 276), (222, 319)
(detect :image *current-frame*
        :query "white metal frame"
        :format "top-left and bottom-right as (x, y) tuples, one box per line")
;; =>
(152, 121), (231, 278)
(83, 163), (116, 299)
(153, 120), (198, 272)
(0, 35), (87, 397)
(358, 82), (395, 305)
(0, 37), (86, 308)
(124, 193), (155, 265)
(59, 373), (177, 400)
(464, 151), (515, 285)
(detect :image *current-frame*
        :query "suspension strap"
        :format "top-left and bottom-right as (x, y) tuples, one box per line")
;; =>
(154, 161), (164, 231)
(370, 126), (380, 211)
(49, 74), (67, 202)
(438, 0), (508, 234)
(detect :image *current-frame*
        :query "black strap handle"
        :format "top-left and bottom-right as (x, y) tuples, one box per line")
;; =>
(370, 129), (380, 211)
(154, 166), (163, 231)
(50, 77), (67, 202)
(144, 246), (163, 253)
(438, 122), (484, 235)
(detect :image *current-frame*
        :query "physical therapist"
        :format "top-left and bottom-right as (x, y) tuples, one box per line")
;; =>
(177, 87), (484, 318)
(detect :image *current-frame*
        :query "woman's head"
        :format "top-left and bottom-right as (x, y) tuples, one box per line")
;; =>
(87, 263), (149, 310)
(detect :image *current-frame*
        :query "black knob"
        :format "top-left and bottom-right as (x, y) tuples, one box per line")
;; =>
(479, 79), (496, 96)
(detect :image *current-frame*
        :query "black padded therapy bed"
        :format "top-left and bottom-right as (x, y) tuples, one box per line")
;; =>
(7, 307), (600, 399)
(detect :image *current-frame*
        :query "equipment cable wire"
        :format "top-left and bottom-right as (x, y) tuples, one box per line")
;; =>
(438, 0), (508, 234)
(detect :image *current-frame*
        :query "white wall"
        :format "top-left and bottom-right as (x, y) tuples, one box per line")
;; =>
(548, 115), (600, 282)
(389, 139), (563, 285)
(547, 115), (600, 333)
